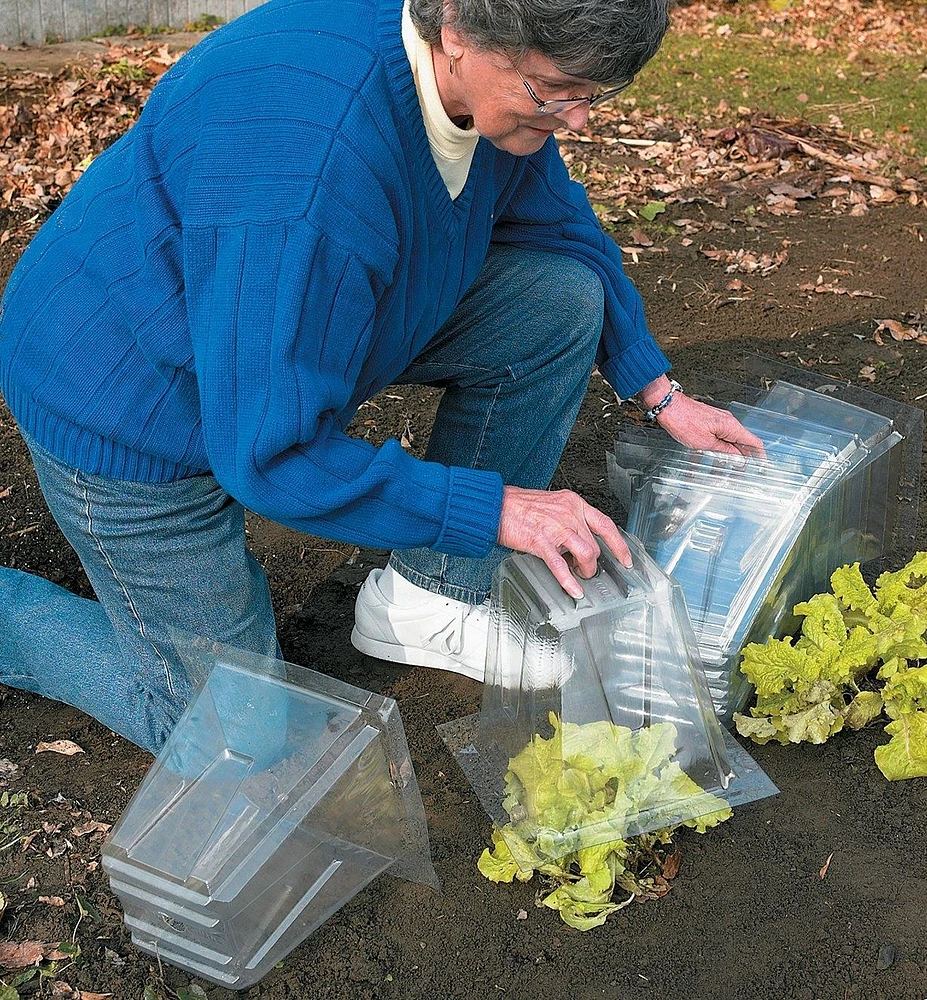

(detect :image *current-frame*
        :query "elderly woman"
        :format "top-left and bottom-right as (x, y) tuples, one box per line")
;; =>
(0, 0), (760, 755)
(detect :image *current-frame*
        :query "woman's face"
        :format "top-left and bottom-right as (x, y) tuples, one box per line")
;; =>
(435, 27), (598, 156)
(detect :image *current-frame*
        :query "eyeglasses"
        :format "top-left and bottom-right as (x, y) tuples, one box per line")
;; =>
(512, 64), (634, 117)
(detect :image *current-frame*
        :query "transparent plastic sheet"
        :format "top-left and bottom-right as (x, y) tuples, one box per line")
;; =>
(676, 354), (922, 569)
(438, 714), (776, 855)
(610, 421), (857, 664)
(438, 533), (778, 872)
(742, 353), (923, 572)
(607, 359), (921, 724)
(102, 636), (437, 990)
(609, 442), (898, 721)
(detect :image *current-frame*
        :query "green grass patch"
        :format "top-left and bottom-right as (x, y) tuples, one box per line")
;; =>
(98, 58), (149, 81)
(83, 23), (171, 39)
(183, 13), (225, 32)
(633, 25), (927, 158)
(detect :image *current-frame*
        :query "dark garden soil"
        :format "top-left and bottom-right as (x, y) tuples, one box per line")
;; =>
(1, 87), (927, 1000)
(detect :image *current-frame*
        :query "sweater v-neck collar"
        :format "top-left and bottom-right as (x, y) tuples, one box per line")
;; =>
(376, 0), (484, 237)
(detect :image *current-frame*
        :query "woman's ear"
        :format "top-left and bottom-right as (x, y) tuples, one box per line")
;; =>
(439, 22), (467, 58)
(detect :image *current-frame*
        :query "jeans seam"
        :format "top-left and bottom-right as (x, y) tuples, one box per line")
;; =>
(472, 377), (506, 470)
(75, 470), (178, 698)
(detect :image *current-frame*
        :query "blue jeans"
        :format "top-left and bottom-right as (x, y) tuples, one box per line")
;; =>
(0, 244), (603, 753)
(391, 244), (604, 602)
(1, 439), (280, 757)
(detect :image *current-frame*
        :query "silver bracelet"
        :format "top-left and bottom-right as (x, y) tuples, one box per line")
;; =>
(643, 379), (683, 421)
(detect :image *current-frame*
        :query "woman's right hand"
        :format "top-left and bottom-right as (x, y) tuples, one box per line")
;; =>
(496, 485), (630, 599)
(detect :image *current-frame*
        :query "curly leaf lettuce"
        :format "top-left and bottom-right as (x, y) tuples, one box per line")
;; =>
(874, 552), (927, 618)
(478, 715), (731, 929)
(881, 665), (927, 719)
(736, 552), (927, 781)
(874, 711), (927, 780)
(844, 691), (885, 730)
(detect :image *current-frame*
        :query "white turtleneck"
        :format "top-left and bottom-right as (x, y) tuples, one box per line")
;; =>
(401, 1), (479, 200)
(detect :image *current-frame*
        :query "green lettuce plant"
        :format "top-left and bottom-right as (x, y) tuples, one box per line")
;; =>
(733, 552), (927, 780)
(477, 714), (731, 930)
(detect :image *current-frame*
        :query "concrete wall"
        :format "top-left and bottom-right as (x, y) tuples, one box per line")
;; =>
(0, 0), (264, 46)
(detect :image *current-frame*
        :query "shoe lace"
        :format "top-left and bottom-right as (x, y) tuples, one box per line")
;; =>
(426, 603), (486, 657)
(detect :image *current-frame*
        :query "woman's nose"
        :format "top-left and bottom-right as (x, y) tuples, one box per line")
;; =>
(555, 102), (592, 131)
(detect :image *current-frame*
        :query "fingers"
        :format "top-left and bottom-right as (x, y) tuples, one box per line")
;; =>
(497, 486), (630, 598)
(583, 506), (632, 568)
(535, 526), (601, 596)
(734, 428), (766, 458)
(658, 396), (767, 458)
(695, 437), (745, 457)
(708, 409), (766, 457)
(545, 547), (587, 599)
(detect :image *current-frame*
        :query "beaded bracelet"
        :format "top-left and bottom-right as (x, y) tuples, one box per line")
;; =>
(643, 379), (683, 421)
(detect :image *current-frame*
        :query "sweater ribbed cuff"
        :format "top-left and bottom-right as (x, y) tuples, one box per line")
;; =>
(600, 337), (672, 401)
(435, 466), (503, 558)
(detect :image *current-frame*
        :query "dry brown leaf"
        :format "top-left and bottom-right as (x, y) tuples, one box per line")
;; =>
(628, 228), (654, 247)
(766, 194), (798, 210)
(0, 757), (21, 782)
(20, 832), (39, 852)
(0, 939), (68, 968)
(662, 850), (683, 879)
(875, 318), (921, 342)
(70, 819), (111, 838)
(35, 740), (84, 756)
(38, 895), (66, 907)
(859, 365), (877, 382)
(800, 281), (878, 298)
(770, 183), (815, 199)
(703, 247), (787, 276)
(819, 852), (834, 879)
(869, 185), (898, 203)
(46, 839), (72, 859)
(80, 993), (113, 999)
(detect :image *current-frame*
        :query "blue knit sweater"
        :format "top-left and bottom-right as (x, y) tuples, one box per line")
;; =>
(0, 0), (669, 559)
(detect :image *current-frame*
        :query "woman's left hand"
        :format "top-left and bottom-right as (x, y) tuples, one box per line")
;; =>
(656, 393), (764, 456)
(638, 376), (764, 456)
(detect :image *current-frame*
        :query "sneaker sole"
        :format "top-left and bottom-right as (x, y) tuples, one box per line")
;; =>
(350, 627), (485, 682)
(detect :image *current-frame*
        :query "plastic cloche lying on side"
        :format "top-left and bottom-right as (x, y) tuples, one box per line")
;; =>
(439, 530), (778, 873)
(102, 635), (437, 991)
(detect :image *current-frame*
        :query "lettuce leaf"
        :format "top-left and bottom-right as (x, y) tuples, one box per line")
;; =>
(874, 711), (927, 780)
(479, 716), (732, 929)
(739, 552), (927, 781)
(881, 665), (927, 720)
(844, 691), (884, 730)
(875, 552), (927, 617)
(477, 828), (526, 884)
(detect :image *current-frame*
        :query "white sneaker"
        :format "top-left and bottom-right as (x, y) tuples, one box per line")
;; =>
(350, 565), (489, 681)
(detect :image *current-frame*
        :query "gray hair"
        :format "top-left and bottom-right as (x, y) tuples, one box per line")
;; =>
(408, 0), (670, 83)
